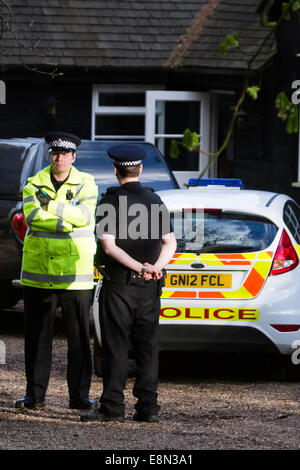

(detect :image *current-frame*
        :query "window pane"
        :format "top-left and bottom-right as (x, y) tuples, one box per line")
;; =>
(171, 211), (278, 254)
(74, 141), (176, 195)
(155, 137), (199, 171)
(283, 201), (300, 243)
(0, 143), (27, 195)
(155, 100), (200, 135)
(98, 93), (145, 107)
(95, 115), (145, 136)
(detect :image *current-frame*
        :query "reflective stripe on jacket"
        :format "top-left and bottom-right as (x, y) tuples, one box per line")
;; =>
(20, 165), (98, 290)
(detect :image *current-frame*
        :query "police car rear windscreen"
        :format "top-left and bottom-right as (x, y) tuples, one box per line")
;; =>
(171, 210), (278, 254)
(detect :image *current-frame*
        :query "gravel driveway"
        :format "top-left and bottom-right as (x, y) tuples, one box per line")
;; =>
(0, 303), (299, 452)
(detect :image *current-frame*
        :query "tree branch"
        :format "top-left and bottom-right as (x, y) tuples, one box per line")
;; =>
(165, 0), (300, 182)
(164, 0), (220, 69)
(0, 0), (62, 78)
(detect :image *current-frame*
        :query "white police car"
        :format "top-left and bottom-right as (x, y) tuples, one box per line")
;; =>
(93, 178), (300, 378)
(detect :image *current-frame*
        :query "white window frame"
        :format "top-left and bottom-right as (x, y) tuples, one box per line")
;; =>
(91, 84), (164, 140)
(145, 90), (211, 177)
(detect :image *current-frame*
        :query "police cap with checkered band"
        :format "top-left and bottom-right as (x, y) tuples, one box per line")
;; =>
(107, 144), (146, 167)
(45, 132), (81, 153)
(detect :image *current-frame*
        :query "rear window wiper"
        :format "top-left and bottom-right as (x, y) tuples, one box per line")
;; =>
(198, 245), (256, 254)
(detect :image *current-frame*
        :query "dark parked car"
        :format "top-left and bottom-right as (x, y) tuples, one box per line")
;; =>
(0, 138), (178, 309)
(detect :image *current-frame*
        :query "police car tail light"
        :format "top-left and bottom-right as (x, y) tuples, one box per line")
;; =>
(271, 324), (300, 332)
(11, 212), (27, 242)
(270, 229), (299, 275)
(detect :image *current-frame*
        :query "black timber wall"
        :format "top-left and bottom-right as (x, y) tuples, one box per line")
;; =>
(233, 12), (300, 205)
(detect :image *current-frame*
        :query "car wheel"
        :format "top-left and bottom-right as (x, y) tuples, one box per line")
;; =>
(0, 282), (22, 310)
(281, 355), (300, 381)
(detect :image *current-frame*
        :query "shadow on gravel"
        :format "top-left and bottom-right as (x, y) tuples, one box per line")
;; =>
(0, 302), (91, 337)
(158, 350), (289, 382)
(1, 302), (296, 383)
(0, 304), (25, 335)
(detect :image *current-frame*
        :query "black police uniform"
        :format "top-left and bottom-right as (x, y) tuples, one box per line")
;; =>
(94, 146), (173, 420)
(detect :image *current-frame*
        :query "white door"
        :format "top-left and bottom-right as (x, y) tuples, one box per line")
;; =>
(145, 91), (211, 185)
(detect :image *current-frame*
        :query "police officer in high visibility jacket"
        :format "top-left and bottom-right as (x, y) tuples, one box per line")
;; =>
(80, 144), (177, 423)
(15, 132), (98, 410)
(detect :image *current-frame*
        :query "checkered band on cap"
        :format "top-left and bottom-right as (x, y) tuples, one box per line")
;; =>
(48, 139), (77, 151)
(113, 159), (142, 166)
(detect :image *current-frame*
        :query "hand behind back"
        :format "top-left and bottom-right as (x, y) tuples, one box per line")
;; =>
(142, 262), (162, 281)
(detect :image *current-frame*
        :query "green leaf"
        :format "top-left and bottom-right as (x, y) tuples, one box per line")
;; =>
(219, 43), (227, 55)
(170, 140), (180, 158)
(247, 86), (260, 100)
(190, 131), (199, 149)
(219, 32), (239, 56)
(282, 2), (291, 19)
(275, 92), (299, 134)
(182, 129), (199, 151)
(275, 92), (290, 119)
(286, 105), (299, 134)
(182, 129), (193, 148)
(292, 0), (300, 12)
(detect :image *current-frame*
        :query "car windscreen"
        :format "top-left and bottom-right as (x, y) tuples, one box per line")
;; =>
(171, 210), (278, 254)
(0, 143), (29, 196)
(72, 141), (177, 196)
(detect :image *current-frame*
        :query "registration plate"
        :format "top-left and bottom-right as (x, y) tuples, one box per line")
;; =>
(165, 272), (232, 288)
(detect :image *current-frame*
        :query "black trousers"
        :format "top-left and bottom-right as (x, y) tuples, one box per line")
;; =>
(99, 279), (161, 417)
(23, 286), (93, 403)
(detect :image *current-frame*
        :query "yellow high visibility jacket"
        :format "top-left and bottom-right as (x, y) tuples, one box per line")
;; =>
(20, 165), (98, 290)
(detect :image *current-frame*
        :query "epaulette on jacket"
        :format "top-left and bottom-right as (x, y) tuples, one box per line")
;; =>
(143, 187), (155, 192)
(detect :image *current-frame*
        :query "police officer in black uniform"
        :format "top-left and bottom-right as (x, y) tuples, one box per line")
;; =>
(81, 144), (176, 423)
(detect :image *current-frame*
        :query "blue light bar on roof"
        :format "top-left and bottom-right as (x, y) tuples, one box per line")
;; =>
(188, 178), (243, 188)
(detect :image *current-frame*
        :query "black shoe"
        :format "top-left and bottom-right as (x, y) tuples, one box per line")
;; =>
(15, 396), (45, 409)
(69, 398), (97, 410)
(133, 411), (159, 423)
(80, 409), (124, 423)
